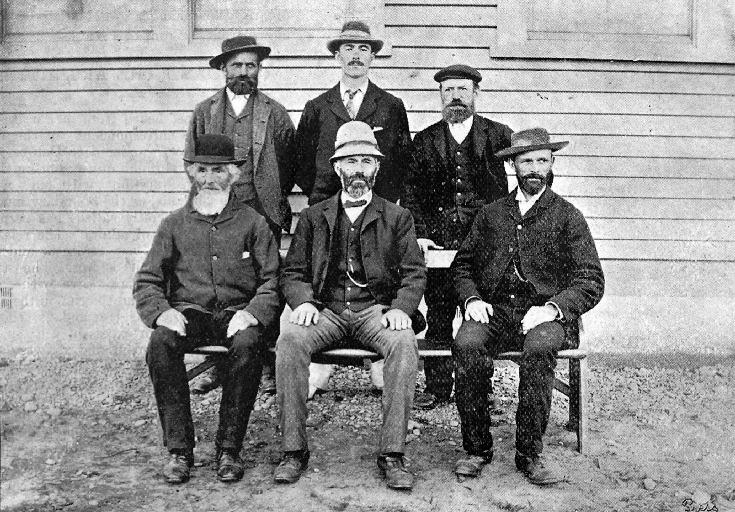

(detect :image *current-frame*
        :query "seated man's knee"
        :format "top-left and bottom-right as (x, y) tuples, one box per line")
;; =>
(524, 321), (565, 355)
(146, 326), (179, 364)
(229, 327), (262, 359)
(453, 322), (486, 355)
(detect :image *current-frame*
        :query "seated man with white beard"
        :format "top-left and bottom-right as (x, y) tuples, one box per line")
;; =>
(274, 121), (426, 490)
(133, 134), (280, 484)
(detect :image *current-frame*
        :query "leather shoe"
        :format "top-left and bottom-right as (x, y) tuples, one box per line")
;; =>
(515, 451), (566, 485)
(191, 367), (221, 395)
(273, 451), (310, 484)
(217, 451), (244, 482)
(377, 454), (414, 490)
(413, 391), (449, 410)
(163, 452), (193, 484)
(454, 452), (493, 478)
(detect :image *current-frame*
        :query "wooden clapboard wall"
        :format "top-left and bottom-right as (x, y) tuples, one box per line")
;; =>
(0, 0), (734, 353)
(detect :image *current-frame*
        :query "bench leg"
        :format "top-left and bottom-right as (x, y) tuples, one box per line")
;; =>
(568, 358), (588, 454)
(186, 357), (219, 381)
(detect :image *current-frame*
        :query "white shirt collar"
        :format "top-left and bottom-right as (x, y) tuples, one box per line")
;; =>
(447, 115), (474, 144)
(515, 186), (546, 216)
(340, 190), (373, 223)
(226, 87), (250, 115)
(340, 79), (369, 97)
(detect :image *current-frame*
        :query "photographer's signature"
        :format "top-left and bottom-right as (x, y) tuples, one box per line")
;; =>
(682, 498), (718, 512)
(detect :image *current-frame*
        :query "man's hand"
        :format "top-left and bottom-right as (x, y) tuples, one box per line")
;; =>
(464, 299), (494, 324)
(381, 309), (412, 331)
(226, 310), (259, 337)
(416, 238), (444, 253)
(156, 308), (188, 336)
(289, 302), (320, 326)
(521, 305), (558, 334)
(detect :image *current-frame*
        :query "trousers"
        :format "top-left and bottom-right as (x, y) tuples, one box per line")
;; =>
(146, 308), (263, 454)
(276, 304), (418, 454)
(453, 304), (567, 457)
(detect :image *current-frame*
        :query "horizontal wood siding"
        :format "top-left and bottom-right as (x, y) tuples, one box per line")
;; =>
(1, 1), (734, 295)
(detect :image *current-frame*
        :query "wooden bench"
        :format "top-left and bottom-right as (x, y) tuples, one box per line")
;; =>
(184, 250), (590, 454)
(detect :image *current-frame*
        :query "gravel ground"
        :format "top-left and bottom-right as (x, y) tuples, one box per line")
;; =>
(1, 352), (734, 512)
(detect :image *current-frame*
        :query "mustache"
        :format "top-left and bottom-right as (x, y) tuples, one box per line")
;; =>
(447, 99), (468, 107)
(345, 172), (369, 185)
(522, 173), (545, 181)
(348, 60), (364, 66)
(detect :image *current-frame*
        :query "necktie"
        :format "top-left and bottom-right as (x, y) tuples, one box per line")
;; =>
(344, 199), (367, 208)
(345, 89), (359, 119)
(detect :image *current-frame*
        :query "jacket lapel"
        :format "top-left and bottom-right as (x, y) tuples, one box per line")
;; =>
(355, 81), (378, 121)
(432, 122), (449, 170)
(505, 189), (522, 222)
(320, 195), (340, 286)
(209, 89), (227, 135)
(361, 195), (383, 233)
(251, 92), (271, 171)
(471, 115), (488, 161)
(326, 84), (352, 122)
(523, 187), (555, 221)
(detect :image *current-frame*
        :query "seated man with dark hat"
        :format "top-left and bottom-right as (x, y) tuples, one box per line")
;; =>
(451, 128), (605, 485)
(134, 134), (281, 484)
(275, 121), (426, 491)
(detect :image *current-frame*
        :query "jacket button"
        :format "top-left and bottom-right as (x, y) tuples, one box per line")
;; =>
(517, 225), (522, 230)
(212, 255), (218, 261)
(509, 247), (514, 253)
(211, 226), (217, 232)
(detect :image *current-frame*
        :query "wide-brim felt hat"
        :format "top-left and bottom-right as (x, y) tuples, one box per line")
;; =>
(327, 20), (383, 54)
(209, 35), (271, 69)
(184, 134), (246, 165)
(495, 127), (569, 158)
(330, 121), (385, 162)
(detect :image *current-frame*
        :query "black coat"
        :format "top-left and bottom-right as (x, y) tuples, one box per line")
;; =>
(295, 82), (412, 205)
(401, 115), (512, 247)
(452, 188), (605, 322)
(281, 194), (427, 319)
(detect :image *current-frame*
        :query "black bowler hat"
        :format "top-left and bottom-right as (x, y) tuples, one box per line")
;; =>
(433, 64), (482, 84)
(183, 134), (246, 165)
(209, 35), (271, 69)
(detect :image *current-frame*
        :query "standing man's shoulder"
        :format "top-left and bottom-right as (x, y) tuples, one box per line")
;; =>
(307, 84), (340, 107)
(257, 90), (289, 115)
(368, 81), (405, 107)
(474, 115), (513, 138)
(192, 88), (224, 113)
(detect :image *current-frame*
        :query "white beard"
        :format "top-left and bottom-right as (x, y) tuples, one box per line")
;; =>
(192, 189), (229, 216)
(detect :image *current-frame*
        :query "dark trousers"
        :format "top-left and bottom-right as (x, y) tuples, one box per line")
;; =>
(422, 268), (456, 400)
(146, 309), (263, 454)
(453, 304), (566, 457)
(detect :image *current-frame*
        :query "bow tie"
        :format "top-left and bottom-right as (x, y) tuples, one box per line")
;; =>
(343, 199), (367, 208)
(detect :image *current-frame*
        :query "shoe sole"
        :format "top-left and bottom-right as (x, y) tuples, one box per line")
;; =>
(165, 475), (189, 484)
(273, 475), (301, 484)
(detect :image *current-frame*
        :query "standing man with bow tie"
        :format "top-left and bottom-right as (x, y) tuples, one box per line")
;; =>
(401, 64), (513, 409)
(185, 35), (298, 396)
(296, 21), (413, 393)
(274, 121), (426, 490)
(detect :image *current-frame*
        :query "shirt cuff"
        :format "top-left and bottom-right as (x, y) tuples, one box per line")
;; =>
(464, 296), (482, 310)
(545, 301), (564, 320)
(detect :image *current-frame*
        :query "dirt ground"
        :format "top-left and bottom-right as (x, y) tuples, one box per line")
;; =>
(1, 352), (734, 512)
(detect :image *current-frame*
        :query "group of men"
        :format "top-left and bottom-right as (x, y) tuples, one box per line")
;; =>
(133, 21), (605, 490)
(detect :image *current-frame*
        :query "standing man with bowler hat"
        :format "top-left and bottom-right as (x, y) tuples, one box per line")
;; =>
(296, 21), (412, 393)
(185, 35), (298, 396)
(402, 64), (513, 409)
(274, 121), (426, 490)
(135, 134), (281, 484)
(451, 128), (604, 485)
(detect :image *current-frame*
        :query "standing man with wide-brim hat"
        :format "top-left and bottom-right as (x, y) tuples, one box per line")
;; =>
(401, 64), (513, 409)
(185, 35), (299, 397)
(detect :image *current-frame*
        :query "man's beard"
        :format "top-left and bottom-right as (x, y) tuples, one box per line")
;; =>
(442, 100), (474, 123)
(226, 75), (257, 95)
(192, 188), (230, 215)
(340, 171), (375, 199)
(518, 173), (547, 196)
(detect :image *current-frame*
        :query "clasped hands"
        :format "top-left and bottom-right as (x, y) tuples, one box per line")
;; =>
(156, 308), (259, 337)
(465, 299), (558, 334)
(289, 302), (412, 331)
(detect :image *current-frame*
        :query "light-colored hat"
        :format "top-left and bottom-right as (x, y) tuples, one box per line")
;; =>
(495, 127), (569, 158)
(327, 21), (384, 54)
(330, 121), (384, 162)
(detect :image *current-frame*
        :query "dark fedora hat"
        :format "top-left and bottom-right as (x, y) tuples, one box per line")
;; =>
(327, 21), (383, 54)
(183, 134), (246, 165)
(495, 128), (569, 158)
(209, 35), (271, 69)
(434, 64), (482, 84)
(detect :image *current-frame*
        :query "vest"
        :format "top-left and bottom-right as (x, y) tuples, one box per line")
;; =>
(222, 95), (256, 202)
(322, 206), (376, 313)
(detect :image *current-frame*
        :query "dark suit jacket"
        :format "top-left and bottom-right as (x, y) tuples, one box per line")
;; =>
(295, 81), (412, 205)
(402, 115), (512, 243)
(452, 188), (605, 322)
(281, 194), (427, 319)
(185, 88), (297, 232)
